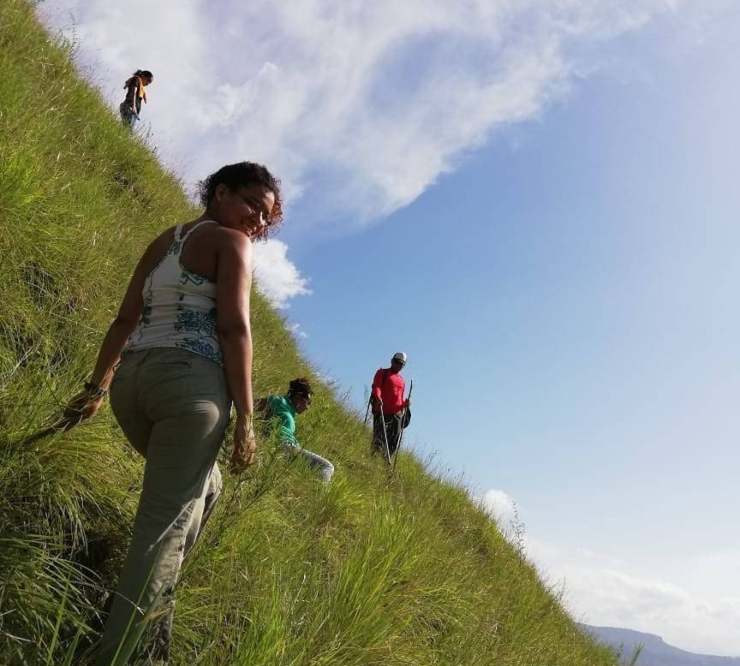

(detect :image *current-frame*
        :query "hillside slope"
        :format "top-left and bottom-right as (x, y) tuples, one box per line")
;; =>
(0, 2), (619, 664)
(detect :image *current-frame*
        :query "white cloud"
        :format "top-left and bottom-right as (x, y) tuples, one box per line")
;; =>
(37, 0), (713, 305)
(480, 488), (517, 527)
(253, 239), (311, 308)
(286, 321), (308, 339)
(37, 0), (692, 226)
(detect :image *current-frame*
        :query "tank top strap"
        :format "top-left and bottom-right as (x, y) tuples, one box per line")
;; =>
(181, 219), (218, 245)
(173, 224), (184, 242)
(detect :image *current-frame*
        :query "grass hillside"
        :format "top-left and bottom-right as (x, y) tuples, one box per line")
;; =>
(0, 2), (620, 664)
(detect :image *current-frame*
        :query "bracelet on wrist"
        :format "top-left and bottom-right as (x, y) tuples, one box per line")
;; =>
(83, 381), (108, 399)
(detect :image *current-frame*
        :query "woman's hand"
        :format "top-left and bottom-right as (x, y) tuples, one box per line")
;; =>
(230, 413), (257, 474)
(58, 391), (105, 431)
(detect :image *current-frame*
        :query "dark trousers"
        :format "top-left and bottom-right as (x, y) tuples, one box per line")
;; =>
(372, 412), (403, 457)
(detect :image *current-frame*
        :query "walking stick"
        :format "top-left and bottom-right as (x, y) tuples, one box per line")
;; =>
(363, 397), (371, 427)
(378, 399), (392, 465)
(15, 404), (89, 447)
(16, 425), (60, 447)
(391, 380), (412, 473)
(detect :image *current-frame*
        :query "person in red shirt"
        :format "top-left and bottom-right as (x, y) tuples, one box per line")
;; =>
(370, 352), (410, 459)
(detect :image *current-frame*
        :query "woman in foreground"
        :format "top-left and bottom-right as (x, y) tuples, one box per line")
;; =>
(66, 161), (282, 664)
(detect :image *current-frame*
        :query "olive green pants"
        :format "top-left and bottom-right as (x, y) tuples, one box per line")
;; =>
(96, 349), (229, 665)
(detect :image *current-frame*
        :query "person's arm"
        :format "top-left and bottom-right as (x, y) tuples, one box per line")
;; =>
(89, 240), (162, 388)
(371, 369), (382, 398)
(260, 395), (298, 446)
(277, 410), (297, 447)
(400, 377), (410, 408)
(370, 369), (383, 412)
(215, 229), (257, 471)
(61, 236), (163, 427)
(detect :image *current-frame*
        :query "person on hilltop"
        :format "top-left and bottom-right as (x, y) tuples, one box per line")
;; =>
(257, 378), (335, 483)
(370, 352), (411, 460)
(60, 161), (283, 663)
(119, 69), (153, 129)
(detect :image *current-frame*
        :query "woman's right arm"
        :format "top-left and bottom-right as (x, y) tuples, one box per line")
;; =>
(61, 235), (166, 428)
(216, 230), (257, 470)
(88, 239), (162, 389)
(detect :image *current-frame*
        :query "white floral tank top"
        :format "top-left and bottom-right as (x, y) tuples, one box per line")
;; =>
(125, 221), (222, 365)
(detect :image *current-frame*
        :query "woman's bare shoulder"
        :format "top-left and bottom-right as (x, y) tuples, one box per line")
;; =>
(179, 220), (244, 245)
(178, 222), (252, 278)
(207, 225), (251, 253)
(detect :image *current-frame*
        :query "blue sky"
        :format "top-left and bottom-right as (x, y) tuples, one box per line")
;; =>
(40, 0), (740, 655)
(287, 20), (740, 653)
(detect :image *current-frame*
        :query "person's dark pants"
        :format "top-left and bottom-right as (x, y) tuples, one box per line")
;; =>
(372, 412), (403, 457)
(119, 102), (138, 129)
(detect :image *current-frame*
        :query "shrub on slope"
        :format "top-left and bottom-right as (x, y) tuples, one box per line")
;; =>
(0, 2), (619, 664)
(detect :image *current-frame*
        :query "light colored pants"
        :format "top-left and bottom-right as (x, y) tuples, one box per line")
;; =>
(283, 443), (334, 483)
(96, 348), (229, 664)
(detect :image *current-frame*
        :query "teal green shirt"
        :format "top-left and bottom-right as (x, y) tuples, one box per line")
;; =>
(265, 394), (298, 447)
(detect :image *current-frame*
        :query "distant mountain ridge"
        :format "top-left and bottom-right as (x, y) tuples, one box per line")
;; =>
(582, 625), (740, 666)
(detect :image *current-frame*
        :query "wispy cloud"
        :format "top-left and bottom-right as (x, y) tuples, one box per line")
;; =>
(527, 537), (740, 657)
(477, 488), (740, 656)
(38, 0), (702, 305)
(39, 0), (688, 226)
(286, 321), (308, 340)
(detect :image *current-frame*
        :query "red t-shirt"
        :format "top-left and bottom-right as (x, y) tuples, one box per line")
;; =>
(371, 368), (407, 414)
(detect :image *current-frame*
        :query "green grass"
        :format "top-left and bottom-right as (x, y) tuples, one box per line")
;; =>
(0, 1), (620, 664)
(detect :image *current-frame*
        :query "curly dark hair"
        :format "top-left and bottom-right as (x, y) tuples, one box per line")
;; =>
(288, 378), (312, 398)
(198, 161), (284, 240)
